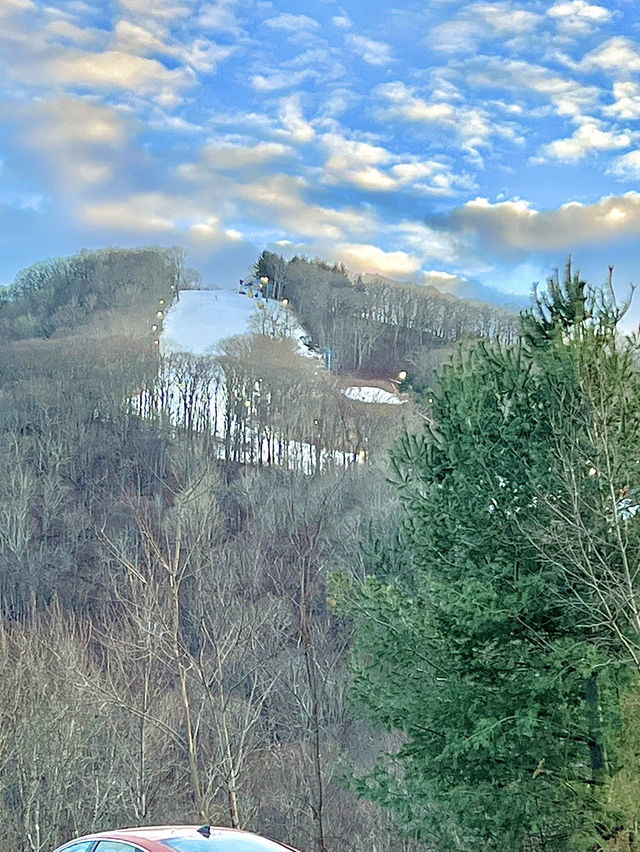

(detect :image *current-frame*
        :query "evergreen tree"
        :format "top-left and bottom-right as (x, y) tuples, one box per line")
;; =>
(334, 266), (638, 851)
(254, 250), (288, 300)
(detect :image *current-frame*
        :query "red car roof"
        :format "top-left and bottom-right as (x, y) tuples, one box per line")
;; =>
(58, 826), (298, 852)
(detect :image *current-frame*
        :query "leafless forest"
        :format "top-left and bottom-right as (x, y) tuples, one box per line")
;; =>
(0, 247), (516, 852)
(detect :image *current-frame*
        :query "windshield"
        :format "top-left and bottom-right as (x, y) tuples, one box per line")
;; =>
(161, 836), (290, 852)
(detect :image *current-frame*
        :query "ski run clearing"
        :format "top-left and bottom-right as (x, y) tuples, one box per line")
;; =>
(162, 289), (317, 359)
(162, 289), (404, 407)
(134, 288), (406, 473)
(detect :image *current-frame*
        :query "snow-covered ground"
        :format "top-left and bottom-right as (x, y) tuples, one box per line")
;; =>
(162, 289), (317, 357)
(162, 290), (258, 354)
(342, 386), (404, 405)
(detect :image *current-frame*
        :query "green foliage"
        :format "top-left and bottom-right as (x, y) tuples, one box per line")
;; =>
(334, 265), (640, 851)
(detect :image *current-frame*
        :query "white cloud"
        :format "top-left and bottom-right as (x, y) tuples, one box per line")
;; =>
(110, 19), (175, 57)
(250, 69), (314, 93)
(392, 220), (462, 265)
(177, 141), (291, 177)
(547, 0), (612, 35)
(182, 38), (234, 72)
(233, 173), (375, 240)
(278, 95), (315, 143)
(41, 49), (194, 106)
(395, 163), (474, 195)
(1, 2), (194, 106)
(375, 81), (516, 157)
(416, 270), (474, 296)
(441, 193), (640, 252)
(582, 37), (640, 75)
(41, 99), (129, 147)
(347, 34), (393, 66)
(464, 57), (601, 119)
(109, 20), (233, 75)
(117, 0), (190, 21)
(79, 191), (240, 242)
(332, 14), (351, 28)
(335, 243), (422, 277)
(189, 215), (243, 241)
(317, 86), (357, 120)
(431, 19), (482, 53)
(3, 0), (36, 10)
(45, 19), (104, 46)
(0, 0), (36, 23)
(432, 2), (541, 52)
(198, 1), (243, 35)
(392, 162), (440, 183)
(536, 121), (631, 162)
(0, 0), (38, 46)
(320, 132), (472, 195)
(19, 97), (133, 189)
(265, 13), (319, 32)
(376, 81), (455, 122)
(2, 2), (202, 107)
(607, 150), (640, 180)
(473, 2), (541, 34)
(605, 81), (640, 119)
(341, 135), (388, 164)
(149, 112), (202, 132)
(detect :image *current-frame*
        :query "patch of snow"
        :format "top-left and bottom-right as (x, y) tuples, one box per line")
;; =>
(162, 289), (318, 358)
(617, 490), (640, 521)
(162, 290), (260, 354)
(342, 386), (404, 405)
(132, 365), (366, 475)
(260, 301), (323, 360)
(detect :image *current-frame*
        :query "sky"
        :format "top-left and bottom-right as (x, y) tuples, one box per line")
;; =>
(1, 0), (640, 310)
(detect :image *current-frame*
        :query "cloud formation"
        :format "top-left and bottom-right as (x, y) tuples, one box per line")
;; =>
(435, 194), (640, 253)
(265, 13), (319, 32)
(432, 2), (542, 53)
(1, 0), (640, 302)
(347, 34), (393, 65)
(335, 243), (421, 277)
(80, 191), (243, 244)
(18, 97), (135, 190)
(547, 1), (613, 36)
(536, 121), (632, 162)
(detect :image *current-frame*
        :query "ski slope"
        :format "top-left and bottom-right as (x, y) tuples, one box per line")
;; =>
(133, 288), (405, 473)
(162, 289), (316, 357)
(162, 291), (403, 405)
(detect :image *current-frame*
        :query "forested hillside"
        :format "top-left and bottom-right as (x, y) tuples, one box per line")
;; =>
(0, 247), (199, 341)
(0, 247), (417, 852)
(2, 249), (638, 852)
(254, 251), (519, 375)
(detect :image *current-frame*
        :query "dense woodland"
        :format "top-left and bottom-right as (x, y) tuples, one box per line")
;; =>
(1, 248), (640, 852)
(254, 251), (519, 375)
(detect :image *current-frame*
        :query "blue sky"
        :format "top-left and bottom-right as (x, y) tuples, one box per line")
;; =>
(1, 0), (640, 308)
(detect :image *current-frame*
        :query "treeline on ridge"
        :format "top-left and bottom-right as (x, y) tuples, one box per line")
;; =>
(0, 246), (199, 340)
(254, 251), (519, 375)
